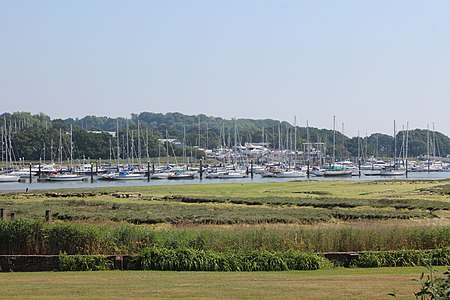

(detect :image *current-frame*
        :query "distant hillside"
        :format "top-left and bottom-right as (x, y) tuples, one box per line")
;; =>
(1, 111), (449, 161)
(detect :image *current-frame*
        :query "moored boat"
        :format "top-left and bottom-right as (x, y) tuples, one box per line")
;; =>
(48, 173), (85, 182)
(323, 168), (352, 177)
(0, 174), (21, 182)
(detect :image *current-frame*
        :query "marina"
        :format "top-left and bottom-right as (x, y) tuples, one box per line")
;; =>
(1, 168), (449, 191)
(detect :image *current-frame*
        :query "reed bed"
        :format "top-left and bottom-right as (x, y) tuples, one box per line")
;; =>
(1, 219), (449, 255)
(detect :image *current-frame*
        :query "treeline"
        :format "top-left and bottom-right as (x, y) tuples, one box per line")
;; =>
(1, 111), (449, 161)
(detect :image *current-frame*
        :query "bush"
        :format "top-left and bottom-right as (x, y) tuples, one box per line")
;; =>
(351, 249), (450, 268)
(128, 247), (331, 271)
(58, 252), (113, 271)
(414, 266), (450, 300)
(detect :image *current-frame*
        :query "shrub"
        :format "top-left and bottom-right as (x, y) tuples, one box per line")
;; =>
(128, 247), (332, 271)
(351, 249), (450, 268)
(58, 252), (113, 271)
(413, 266), (450, 300)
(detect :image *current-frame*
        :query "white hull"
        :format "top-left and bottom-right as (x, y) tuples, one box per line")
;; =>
(150, 172), (172, 180)
(48, 174), (85, 181)
(217, 172), (248, 179)
(0, 175), (20, 182)
(168, 174), (195, 180)
(274, 171), (306, 178)
(380, 170), (406, 176)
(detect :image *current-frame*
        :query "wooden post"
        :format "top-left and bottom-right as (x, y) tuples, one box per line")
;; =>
(251, 160), (254, 179)
(199, 159), (203, 180)
(358, 159), (361, 177)
(29, 163), (32, 183)
(10, 212), (15, 220)
(113, 255), (124, 270)
(38, 163), (42, 179)
(45, 210), (52, 223)
(0, 208), (5, 220)
(152, 161), (155, 174)
(307, 160), (310, 179)
(405, 158), (408, 178)
(90, 163), (94, 183)
(147, 161), (150, 182)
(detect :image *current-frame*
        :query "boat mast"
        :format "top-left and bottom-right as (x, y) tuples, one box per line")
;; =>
(357, 131), (360, 165)
(126, 121), (129, 166)
(137, 119), (141, 167)
(109, 138), (112, 165)
(131, 129), (134, 167)
(146, 127), (149, 161)
(306, 120), (310, 165)
(183, 124), (187, 165)
(116, 119), (120, 170)
(166, 129), (169, 166)
(294, 116), (297, 168)
(406, 122), (409, 175)
(332, 116), (336, 167)
(59, 128), (62, 170)
(1, 125), (3, 169)
(198, 116), (201, 149)
(393, 120), (397, 169)
(70, 124), (73, 171)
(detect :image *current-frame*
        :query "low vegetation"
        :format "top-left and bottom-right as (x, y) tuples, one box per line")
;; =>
(1, 219), (450, 255)
(1, 181), (449, 225)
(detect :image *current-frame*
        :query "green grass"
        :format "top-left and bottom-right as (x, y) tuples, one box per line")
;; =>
(1, 180), (449, 225)
(0, 267), (447, 299)
(0, 180), (450, 254)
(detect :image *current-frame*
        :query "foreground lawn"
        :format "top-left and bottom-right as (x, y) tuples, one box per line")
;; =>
(0, 267), (447, 299)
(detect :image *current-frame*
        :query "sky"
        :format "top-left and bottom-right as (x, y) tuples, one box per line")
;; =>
(1, 1), (449, 137)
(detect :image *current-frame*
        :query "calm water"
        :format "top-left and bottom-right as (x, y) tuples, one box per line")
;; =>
(1, 171), (449, 192)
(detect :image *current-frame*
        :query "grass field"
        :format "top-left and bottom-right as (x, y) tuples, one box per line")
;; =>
(1, 180), (450, 225)
(1, 180), (450, 254)
(0, 267), (447, 299)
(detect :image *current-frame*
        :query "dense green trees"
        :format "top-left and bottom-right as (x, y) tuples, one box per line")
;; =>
(1, 111), (450, 161)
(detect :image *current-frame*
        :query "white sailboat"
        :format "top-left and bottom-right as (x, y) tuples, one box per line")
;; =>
(380, 121), (406, 177)
(49, 126), (85, 182)
(0, 122), (20, 183)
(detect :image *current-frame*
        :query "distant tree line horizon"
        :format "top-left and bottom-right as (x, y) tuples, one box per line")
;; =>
(1, 111), (449, 163)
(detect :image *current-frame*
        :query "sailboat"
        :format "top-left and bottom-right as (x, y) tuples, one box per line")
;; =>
(323, 116), (352, 177)
(48, 126), (85, 182)
(0, 122), (20, 182)
(380, 121), (405, 177)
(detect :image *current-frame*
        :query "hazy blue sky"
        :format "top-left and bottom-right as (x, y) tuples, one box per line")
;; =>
(1, 1), (449, 137)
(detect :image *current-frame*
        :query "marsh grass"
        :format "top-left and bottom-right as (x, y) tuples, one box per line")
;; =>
(1, 219), (449, 255)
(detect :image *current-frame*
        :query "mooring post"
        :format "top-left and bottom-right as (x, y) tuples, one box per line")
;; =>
(38, 163), (42, 179)
(251, 160), (254, 179)
(45, 210), (52, 223)
(0, 208), (5, 220)
(29, 163), (32, 183)
(199, 159), (203, 180)
(10, 212), (15, 220)
(358, 159), (361, 177)
(147, 161), (150, 182)
(307, 160), (310, 179)
(90, 163), (94, 183)
(405, 158), (408, 178)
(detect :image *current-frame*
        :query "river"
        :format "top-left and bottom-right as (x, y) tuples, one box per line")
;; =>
(1, 171), (449, 192)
